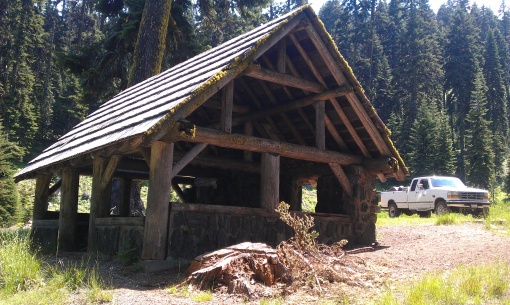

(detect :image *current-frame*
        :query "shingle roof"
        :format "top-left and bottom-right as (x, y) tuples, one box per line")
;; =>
(16, 5), (408, 181)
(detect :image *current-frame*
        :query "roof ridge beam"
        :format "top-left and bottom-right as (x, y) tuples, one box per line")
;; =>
(244, 64), (324, 93)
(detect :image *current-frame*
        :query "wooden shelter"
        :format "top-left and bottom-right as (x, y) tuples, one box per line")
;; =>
(16, 6), (407, 261)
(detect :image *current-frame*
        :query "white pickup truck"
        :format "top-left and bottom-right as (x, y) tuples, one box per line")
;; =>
(380, 176), (490, 217)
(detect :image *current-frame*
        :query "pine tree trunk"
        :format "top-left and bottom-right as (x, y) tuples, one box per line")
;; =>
(128, 0), (173, 87)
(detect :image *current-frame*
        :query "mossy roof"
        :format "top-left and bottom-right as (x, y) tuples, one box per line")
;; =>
(16, 5), (408, 181)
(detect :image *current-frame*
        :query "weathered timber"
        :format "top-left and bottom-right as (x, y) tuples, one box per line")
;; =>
(33, 173), (52, 220)
(244, 64), (323, 93)
(324, 115), (350, 152)
(165, 124), (363, 166)
(172, 143), (207, 177)
(142, 141), (173, 260)
(139, 147), (151, 166)
(361, 157), (399, 175)
(171, 181), (186, 203)
(217, 86), (352, 129)
(58, 167), (79, 251)
(221, 82), (233, 133)
(328, 163), (352, 197)
(143, 14), (305, 145)
(315, 101), (326, 150)
(48, 179), (62, 196)
(202, 99), (250, 113)
(257, 78), (307, 145)
(118, 178), (132, 217)
(277, 39), (286, 73)
(88, 157), (112, 251)
(260, 152), (280, 211)
(173, 151), (261, 174)
(244, 121), (253, 162)
(99, 155), (122, 189)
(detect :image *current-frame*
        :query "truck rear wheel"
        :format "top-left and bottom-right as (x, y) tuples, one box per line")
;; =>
(436, 201), (449, 216)
(388, 203), (400, 218)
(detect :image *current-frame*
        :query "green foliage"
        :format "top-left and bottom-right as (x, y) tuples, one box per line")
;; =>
(375, 263), (510, 304)
(276, 201), (318, 251)
(0, 122), (23, 226)
(0, 228), (111, 303)
(465, 70), (495, 189)
(0, 229), (42, 296)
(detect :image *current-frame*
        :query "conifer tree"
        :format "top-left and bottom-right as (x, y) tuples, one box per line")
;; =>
(0, 121), (22, 225)
(444, 3), (481, 181)
(465, 71), (495, 189)
(408, 100), (440, 177)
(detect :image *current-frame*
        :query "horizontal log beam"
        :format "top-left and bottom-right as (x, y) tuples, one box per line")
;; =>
(165, 124), (363, 166)
(244, 65), (324, 93)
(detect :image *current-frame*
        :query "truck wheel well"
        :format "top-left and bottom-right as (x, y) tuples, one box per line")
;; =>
(434, 198), (445, 208)
(388, 199), (396, 206)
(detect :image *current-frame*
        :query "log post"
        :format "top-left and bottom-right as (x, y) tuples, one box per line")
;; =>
(88, 157), (115, 252)
(244, 121), (253, 162)
(58, 167), (79, 252)
(260, 152), (280, 211)
(221, 82), (233, 133)
(118, 178), (132, 217)
(33, 173), (52, 220)
(315, 100), (325, 150)
(142, 141), (174, 260)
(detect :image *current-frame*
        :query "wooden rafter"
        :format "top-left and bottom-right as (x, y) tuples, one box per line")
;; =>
(290, 32), (387, 182)
(172, 143), (208, 177)
(244, 64), (324, 93)
(214, 86), (352, 128)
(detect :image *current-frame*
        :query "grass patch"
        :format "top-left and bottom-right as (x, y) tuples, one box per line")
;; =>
(376, 212), (436, 226)
(0, 229), (42, 296)
(484, 193), (510, 235)
(374, 262), (510, 305)
(434, 213), (469, 225)
(260, 295), (284, 305)
(191, 290), (213, 302)
(0, 229), (111, 304)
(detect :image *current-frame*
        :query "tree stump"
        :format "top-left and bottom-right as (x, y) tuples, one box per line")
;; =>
(185, 242), (286, 290)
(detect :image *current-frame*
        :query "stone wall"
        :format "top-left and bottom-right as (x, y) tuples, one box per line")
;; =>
(166, 203), (355, 260)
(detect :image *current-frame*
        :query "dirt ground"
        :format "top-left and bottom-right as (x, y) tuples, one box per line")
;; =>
(89, 222), (510, 304)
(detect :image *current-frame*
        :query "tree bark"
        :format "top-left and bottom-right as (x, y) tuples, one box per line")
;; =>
(128, 0), (173, 87)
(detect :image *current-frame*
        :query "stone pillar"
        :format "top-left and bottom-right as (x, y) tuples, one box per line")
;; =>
(142, 141), (174, 260)
(58, 167), (79, 251)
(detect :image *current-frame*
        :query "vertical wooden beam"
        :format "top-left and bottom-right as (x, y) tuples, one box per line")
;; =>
(89, 157), (105, 252)
(260, 152), (280, 211)
(142, 141), (174, 260)
(244, 121), (253, 162)
(221, 81), (234, 133)
(315, 100), (325, 150)
(289, 178), (302, 212)
(277, 39), (286, 73)
(118, 178), (132, 217)
(58, 167), (79, 252)
(33, 173), (52, 220)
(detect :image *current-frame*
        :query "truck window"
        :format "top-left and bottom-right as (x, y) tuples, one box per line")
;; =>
(420, 179), (429, 189)
(410, 179), (418, 191)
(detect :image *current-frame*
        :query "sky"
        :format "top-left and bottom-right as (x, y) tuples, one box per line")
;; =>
(308, 0), (503, 14)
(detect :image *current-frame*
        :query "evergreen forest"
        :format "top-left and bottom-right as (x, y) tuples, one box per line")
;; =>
(0, 0), (509, 225)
